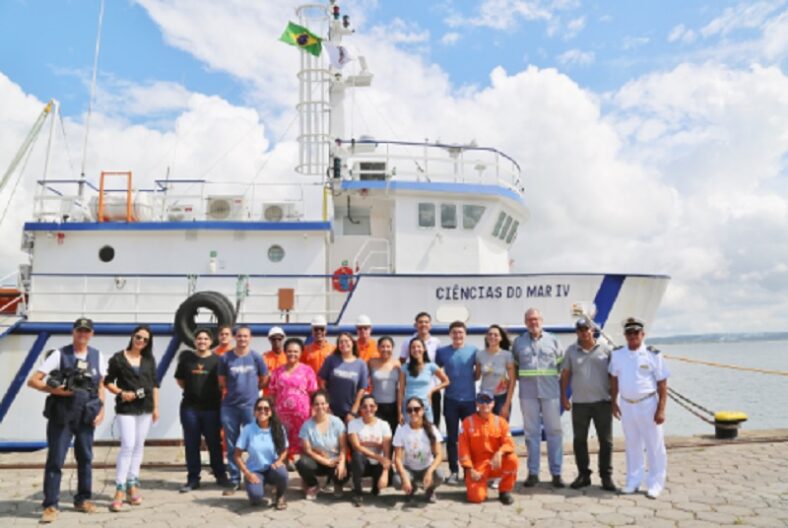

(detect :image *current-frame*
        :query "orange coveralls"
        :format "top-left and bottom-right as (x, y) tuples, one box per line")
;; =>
(300, 341), (335, 375)
(458, 413), (520, 503)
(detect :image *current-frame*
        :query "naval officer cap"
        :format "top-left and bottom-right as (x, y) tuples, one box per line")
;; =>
(622, 317), (645, 332)
(73, 317), (94, 331)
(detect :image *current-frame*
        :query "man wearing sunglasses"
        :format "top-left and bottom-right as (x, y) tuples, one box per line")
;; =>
(27, 318), (106, 523)
(301, 316), (335, 375)
(609, 317), (669, 499)
(262, 327), (287, 395)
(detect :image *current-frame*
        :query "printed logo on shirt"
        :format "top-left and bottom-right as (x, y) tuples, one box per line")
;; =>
(332, 368), (359, 381)
(230, 365), (257, 375)
(191, 363), (207, 376)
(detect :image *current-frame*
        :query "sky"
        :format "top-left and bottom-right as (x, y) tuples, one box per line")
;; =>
(0, 0), (787, 336)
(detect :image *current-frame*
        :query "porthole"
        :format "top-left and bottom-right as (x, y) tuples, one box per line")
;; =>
(268, 245), (285, 263)
(98, 245), (115, 263)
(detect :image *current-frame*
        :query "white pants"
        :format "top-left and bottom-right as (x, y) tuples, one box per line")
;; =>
(116, 413), (153, 487)
(620, 395), (667, 493)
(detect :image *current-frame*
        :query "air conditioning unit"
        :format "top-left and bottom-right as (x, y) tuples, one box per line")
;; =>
(206, 195), (246, 221)
(262, 203), (297, 222)
(353, 161), (388, 181)
(166, 203), (195, 222)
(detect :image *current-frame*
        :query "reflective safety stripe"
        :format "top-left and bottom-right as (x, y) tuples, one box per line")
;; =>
(518, 369), (558, 377)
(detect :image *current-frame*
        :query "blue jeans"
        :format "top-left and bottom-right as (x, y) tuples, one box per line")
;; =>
(244, 466), (288, 504)
(43, 419), (94, 508)
(521, 397), (563, 476)
(443, 398), (476, 474)
(181, 404), (226, 484)
(221, 405), (254, 484)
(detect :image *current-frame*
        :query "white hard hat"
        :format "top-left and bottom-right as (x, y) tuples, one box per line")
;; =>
(268, 326), (285, 338)
(311, 315), (328, 327)
(356, 314), (372, 327)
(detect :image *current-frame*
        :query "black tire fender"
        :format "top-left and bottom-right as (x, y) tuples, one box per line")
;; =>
(174, 291), (236, 348)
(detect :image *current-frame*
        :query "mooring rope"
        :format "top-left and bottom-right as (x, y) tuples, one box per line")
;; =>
(664, 354), (788, 377)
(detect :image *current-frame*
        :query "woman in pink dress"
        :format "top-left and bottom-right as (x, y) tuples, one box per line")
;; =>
(269, 338), (318, 463)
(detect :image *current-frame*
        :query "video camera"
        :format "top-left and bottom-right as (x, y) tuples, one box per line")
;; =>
(46, 360), (94, 392)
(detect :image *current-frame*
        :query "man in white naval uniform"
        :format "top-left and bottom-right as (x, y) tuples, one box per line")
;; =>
(609, 317), (669, 499)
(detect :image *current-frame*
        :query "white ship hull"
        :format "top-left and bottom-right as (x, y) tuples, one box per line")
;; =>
(0, 272), (667, 446)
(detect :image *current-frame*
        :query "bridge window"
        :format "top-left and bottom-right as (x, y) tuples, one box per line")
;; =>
(506, 220), (520, 243)
(462, 205), (485, 229)
(441, 204), (457, 229)
(498, 215), (513, 240)
(418, 203), (435, 227)
(492, 211), (506, 237)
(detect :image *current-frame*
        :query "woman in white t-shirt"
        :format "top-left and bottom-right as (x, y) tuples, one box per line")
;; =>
(392, 396), (446, 503)
(348, 395), (392, 507)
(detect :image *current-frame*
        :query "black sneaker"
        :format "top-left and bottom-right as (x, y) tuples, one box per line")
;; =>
(425, 488), (438, 504)
(370, 485), (380, 496)
(179, 481), (200, 493)
(551, 475), (565, 488)
(570, 474), (591, 489)
(221, 482), (240, 496)
(601, 476), (618, 492)
(499, 492), (514, 505)
(216, 476), (232, 488)
(523, 474), (539, 487)
(352, 494), (363, 507)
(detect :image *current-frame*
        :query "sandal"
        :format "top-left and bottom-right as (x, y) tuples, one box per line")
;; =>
(110, 486), (125, 512)
(275, 495), (287, 510)
(126, 478), (142, 506)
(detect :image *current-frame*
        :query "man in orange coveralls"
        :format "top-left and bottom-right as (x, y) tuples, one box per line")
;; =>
(458, 390), (519, 505)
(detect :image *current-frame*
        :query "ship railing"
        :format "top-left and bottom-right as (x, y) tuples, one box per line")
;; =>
(334, 139), (524, 195)
(353, 238), (391, 274)
(26, 273), (352, 324)
(31, 178), (321, 224)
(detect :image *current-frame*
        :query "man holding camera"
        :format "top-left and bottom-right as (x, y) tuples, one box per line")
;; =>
(27, 318), (106, 523)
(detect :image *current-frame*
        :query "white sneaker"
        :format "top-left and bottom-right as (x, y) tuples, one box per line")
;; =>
(490, 478), (500, 489)
(446, 472), (460, 486)
(619, 485), (639, 495)
(646, 486), (662, 499)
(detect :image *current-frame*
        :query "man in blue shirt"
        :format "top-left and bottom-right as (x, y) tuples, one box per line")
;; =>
(218, 326), (268, 493)
(435, 321), (477, 485)
(512, 308), (565, 488)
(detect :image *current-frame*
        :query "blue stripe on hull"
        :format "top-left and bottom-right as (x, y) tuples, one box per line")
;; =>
(0, 332), (50, 422)
(592, 274), (626, 328)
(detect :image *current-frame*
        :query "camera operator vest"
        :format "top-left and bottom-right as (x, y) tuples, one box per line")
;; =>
(43, 345), (103, 426)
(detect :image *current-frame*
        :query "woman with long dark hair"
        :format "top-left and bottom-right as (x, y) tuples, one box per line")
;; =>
(392, 396), (446, 503)
(175, 328), (228, 492)
(475, 324), (515, 418)
(104, 325), (159, 511)
(233, 396), (289, 510)
(296, 390), (349, 499)
(368, 336), (401, 435)
(399, 338), (449, 425)
(318, 332), (369, 423)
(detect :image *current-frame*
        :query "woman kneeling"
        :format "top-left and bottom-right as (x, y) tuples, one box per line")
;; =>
(233, 397), (288, 509)
(392, 397), (445, 503)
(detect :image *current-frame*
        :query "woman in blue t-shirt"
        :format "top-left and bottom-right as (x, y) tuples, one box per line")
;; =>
(318, 333), (369, 423)
(398, 337), (449, 425)
(233, 396), (289, 510)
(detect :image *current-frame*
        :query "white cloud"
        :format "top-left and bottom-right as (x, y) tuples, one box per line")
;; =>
(622, 35), (650, 50)
(369, 17), (430, 45)
(441, 32), (461, 46)
(667, 24), (696, 44)
(445, 0), (578, 30)
(563, 16), (585, 39)
(556, 48), (595, 66)
(700, 1), (784, 38)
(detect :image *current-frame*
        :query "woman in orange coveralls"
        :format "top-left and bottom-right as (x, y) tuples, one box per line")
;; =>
(458, 390), (519, 505)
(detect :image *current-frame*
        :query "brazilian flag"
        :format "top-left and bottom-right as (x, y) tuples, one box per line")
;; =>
(280, 21), (322, 57)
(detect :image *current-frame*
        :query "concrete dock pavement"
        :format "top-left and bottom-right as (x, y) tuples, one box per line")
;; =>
(1, 430), (786, 527)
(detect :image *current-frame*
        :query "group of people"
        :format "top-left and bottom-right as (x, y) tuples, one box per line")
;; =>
(27, 308), (670, 523)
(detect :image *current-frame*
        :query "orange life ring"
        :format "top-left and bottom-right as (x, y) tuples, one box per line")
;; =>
(332, 266), (355, 292)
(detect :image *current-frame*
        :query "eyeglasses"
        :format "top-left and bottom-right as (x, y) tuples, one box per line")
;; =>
(361, 404), (376, 409)
(133, 334), (149, 343)
(406, 407), (423, 414)
(313, 327), (326, 332)
(624, 330), (641, 335)
(255, 406), (271, 412)
(270, 336), (284, 341)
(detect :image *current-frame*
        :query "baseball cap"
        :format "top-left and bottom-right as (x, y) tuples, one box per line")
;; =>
(475, 390), (494, 404)
(268, 326), (285, 338)
(575, 318), (592, 330)
(73, 317), (94, 331)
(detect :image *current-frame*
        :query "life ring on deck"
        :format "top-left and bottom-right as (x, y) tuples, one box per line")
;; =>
(174, 291), (236, 348)
(331, 266), (355, 292)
